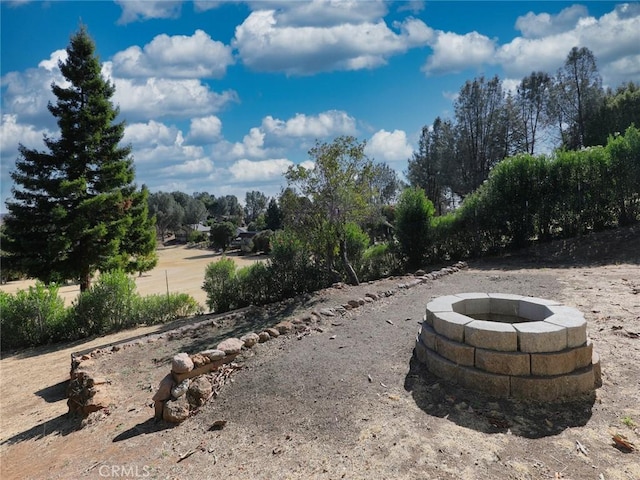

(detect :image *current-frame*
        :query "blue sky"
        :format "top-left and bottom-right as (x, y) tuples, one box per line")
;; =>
(1, 1), (639, 214)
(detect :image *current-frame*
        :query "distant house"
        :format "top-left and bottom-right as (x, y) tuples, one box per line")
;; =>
(231, 226), (258, 252)
(175, 223), (211, 243)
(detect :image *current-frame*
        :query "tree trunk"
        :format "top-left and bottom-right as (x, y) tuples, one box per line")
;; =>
(80, 272), (91, 292)
(339, 238), (359, 286)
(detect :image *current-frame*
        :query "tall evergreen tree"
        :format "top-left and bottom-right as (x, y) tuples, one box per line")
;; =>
(3, 26), (154, 291)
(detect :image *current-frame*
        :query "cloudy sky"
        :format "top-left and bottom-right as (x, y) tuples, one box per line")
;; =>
(1, 1), (639, 213)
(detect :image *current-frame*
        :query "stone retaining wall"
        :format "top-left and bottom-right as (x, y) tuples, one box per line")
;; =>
(415, 293), (602, 401)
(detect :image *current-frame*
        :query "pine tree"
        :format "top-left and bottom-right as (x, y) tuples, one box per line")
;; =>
(3, 25), (155, 291)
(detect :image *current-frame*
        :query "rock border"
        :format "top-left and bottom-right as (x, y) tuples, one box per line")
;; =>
(68, 262), (468, 422)
(415, 293), (602, 401)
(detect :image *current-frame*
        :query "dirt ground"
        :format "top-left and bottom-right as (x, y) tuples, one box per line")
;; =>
(1, 227), (639, 480)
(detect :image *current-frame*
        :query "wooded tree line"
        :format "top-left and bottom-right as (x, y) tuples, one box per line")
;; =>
(407, 47), (640, 213)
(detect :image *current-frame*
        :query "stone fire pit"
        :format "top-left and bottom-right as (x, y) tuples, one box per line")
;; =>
(414, 293), (601, 401)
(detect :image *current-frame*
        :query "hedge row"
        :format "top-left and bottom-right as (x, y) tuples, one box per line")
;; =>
(0, 270), (201, 350)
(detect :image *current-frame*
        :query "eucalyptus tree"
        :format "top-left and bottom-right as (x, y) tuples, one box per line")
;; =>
(3, 26), (155, 291)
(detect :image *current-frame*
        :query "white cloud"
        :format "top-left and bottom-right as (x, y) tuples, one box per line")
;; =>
(112, 30), (234, 79)
(108, 73), (239, 121)
(228, 158), (293, 183)
(233, 8), (432, 75)
(365, 129), (413, 162)
(193, 1), (223, 12)
(419, 4), (640, 88)
(123, 120), (180, 148)
(0, 114), (51, 156)
(262, 110), (357, 138)
(260, 0), (389, 27)
(161, 157), (215, 175)
(422, 31), (497, 75)
(515, 5), (589, 38)
(495, 4), (640, 86)
(115, 0), (182, 24)
(0, 51), (67, 126)
(230, 128), (267, 159)
(187, 116), (222, 144)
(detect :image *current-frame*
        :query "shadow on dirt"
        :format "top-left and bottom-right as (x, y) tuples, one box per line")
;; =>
(404, 355), (595, 439)
(0, 413), (84, 447)
(35, 380), (69, 403)
(112, 418), (176, 442)
(469, 224), (639, 271)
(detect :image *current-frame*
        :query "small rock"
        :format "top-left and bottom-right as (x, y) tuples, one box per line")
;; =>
(415, 269), (426, 276)
(152, 373), (175, 402)
(187, 377), (212, 408)
(266, 327), (280, 338)
(163, 395), (190, 423)
(201, 349), (226, 361)
(217, 337), (244, 355)
(241, 332), (260, 348)
(171, 379), (190, 399)
(190, 353), (209, 368)
(258, 331), (271, 342)
(348, 299), (360, 308)
(342, 303), (353, 310)
(358, 298), (366, 306)
(319, 308), (336, 317)
(275, 321), (294, 334)
(172, 353), (194, 374)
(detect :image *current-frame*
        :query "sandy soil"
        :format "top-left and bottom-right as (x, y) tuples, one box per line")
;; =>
(1, 227), (639, 480)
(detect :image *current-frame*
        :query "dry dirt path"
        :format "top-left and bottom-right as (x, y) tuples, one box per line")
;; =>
(1, 229), (639, 480)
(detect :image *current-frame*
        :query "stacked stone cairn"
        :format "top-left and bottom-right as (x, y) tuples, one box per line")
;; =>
(415, 293), (602, 401)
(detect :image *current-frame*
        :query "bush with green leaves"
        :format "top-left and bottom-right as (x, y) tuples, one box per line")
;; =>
(359, 242), (403, 281)
(344, 222), (370, 278)
(252, 229), (273, 253)
(72, 269), (140, 335)
(203, 258), (238, 313)
(0, 282), (70, 349)
(137, 293), (202, 325)
(235, 262), (272, 306)
(395, 187), (435, 268)
(188, 230), (208, 244)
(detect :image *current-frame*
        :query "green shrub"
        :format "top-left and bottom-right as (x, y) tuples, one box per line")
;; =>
(252, 229), (273, 253)
(0, 282), (70, 349)
(235, 262), (272, 306)
(344, 222), (370, 278)
(72, 270), (139, 335)
(395, 187), (435, 268)
(202, 257), (238, 313)
(360, 243), (403, 281)
(188, 230), (208, 244)
(269, 230), (329, 298)
(138, 293), (202, 324)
